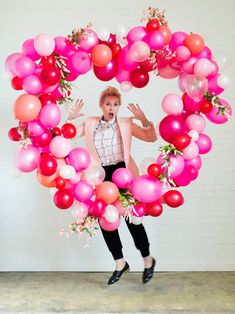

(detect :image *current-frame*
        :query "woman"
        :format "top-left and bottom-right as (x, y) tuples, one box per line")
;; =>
(69, 86), (157, 285)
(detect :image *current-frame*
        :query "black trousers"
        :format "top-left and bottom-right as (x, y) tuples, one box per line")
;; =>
(100, 161), (150, 260)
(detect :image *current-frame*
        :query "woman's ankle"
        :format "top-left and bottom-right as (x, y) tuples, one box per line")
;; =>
(115, 258), (125, 271)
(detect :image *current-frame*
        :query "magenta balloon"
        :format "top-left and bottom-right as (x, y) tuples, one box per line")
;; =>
(112, 167), (134, 189)
(30, 128), (52, 147)
(131, 175), (162, 203)
(14, 56), (36, 78)
(22, 39), (40, 61)
(173, 174), (191, 187)
(118, 46), (138, 71)
(28, 119), (45, 136)
(54, 36), (68, 55)
(133, 203), (147, 217)
(23, 75), (43, 95)
(183, 94), (200, 112)
(14, 144), (40, 172)
(115, 67), (131, 83)
(68, 147), (91, 171)
(208, 74), (224, 95)
(159, 115), (186, 143)
(127, 26), (147, 44)
(99, 216), (121, 231)
(70, 51), (92, 74)
(206, 99), (232, 124)
(195, 133), (212, 154)
(169, 32), (188, 51)
(39, 103), (61, 128)
(185, 155), (202, 169)
(194, 46), (212, 59)
(73, 180), (94, 202)
(89, 199), (106, 217)
(93, 59), (118, 81)
(144, 30), (165, 50)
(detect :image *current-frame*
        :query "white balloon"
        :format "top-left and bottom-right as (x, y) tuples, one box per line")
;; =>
(116, 25), (128, 45)
(139, 157), (156, 174)
(214, 51), (232, 72)
(104, 205), (119, 223)
(131, 215), (143, 225)
(120, 81), (133, 92)
(84, 164), (105, 185)
(188, 130), (199, 142)
(59, 165), (76, 179)
(217, 74), (230, 89)
(97, 27), (110, 41)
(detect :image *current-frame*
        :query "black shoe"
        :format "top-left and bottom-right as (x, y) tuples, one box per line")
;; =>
(108, 262), (130, 285)
(142, 258), (156, 284)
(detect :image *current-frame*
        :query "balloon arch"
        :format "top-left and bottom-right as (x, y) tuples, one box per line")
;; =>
(6, 7), (232, 237)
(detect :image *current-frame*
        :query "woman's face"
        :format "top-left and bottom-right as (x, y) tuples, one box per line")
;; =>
(100, 96), (120, 121)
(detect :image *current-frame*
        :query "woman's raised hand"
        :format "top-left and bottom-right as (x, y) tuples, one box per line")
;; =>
(127, 103), (146, 121)
(68, 99), (85, 120)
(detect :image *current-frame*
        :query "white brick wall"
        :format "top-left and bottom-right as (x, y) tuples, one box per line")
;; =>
(0, 0), (234, 271)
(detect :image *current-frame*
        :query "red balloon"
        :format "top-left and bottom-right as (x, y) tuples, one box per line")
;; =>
(111, 43), (122, 58)
(199, 99), (213, 114)
(61, 123), (77, 138)
(93, 59), (118, 81)
(159, 115), (186, 143)
(54, 189), (74, 209)
(147, 164), (162, 178)
(55, 176), (67, 190)
(163, 190), (184, 208)
(107, 33), (117, 46)
(38, 153), (58, 176)
(89, 199), (106, 218)
(41, 55), (56, 67)
(38, 94), (56, 107)
(30, 128), (52, 147)
(133, 203), (147, 217)
(11, 76), (23, 90)
(172, 133), (191, 150)
(41, 66), (61, 86)
(139, 58), (156, 72)
(8, 127), (22, 141)
(146, 19), (160, 32)
(130, 68), (149, 88)
(146, 201), (163, 217)
(52, 127), (61, 136)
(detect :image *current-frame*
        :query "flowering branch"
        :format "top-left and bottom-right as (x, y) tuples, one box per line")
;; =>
(140, 6), (168, 26)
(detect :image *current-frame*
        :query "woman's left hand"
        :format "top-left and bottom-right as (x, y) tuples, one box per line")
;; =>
(127, 103), (146, 121)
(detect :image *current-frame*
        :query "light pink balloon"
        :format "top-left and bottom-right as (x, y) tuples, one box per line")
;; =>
(5, 52), (22, 74)
(186, 114), (206, 133)
(182, 142), (199, 160)
(158, 64), (180, 79)
(14, 144), (40, 172)
(129, 41), (150, 62)
(112, 167), (134, 189)
(184, 155), (202, 169)
(71, 202), (89, 219)
(14, 56), (36, 78)
(161, 93), (183, 115)
(34, 33), (55, 56)
(178, 72), (188, 92)
(116, 67), (131, 83)
(195, 133), (212, 154)
(80, 31), (99, 52)
(131, 175), (162, 204)
(181, 57), (198, 74)
(144, 30), (165, 50)
(208, 61), (218, 78)
(68, 147), (91, 171)
(22, 39), (40, 61)
(99, 216), (121, 231)
(176, 46), (191, 61)
(23, 75), (43, 95)
(73, 180), (94, 202)
(49, 136), (72, 158)
(39, 103), (61, 128)
(28, 119), (45, 136)
(193, 58), (212, 77)
(127, 26), (147, 44)
(157, 154), (185, 179)
(169, 32), (187, 51)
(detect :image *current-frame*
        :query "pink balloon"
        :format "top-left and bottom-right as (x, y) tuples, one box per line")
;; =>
(14, 56), (36, 78)
(193, 58), (212, 77)
(115, 67), (131, 83)
(174, 164), (198, 186)
(186, 114), (206, 133)
(99, 216), (121, 231)
(206, 99), (232, 124)
(73, 180), (94, 202)
(208, 61), (218, 78)
(195, 133), (212, 154)
(49, 136), (72, 158)
(22, 39), (40, 61)
(70, 51), (92, 74)
(5, 52), (22, 74)
(161, 94), (183, 115)
(185, 155), (202, 170)
(39, 103), (61, 128)
(112, 168), (134, 189)
(131, 175), (162, 203)
(129, 41), (150, 62)
(181, 57), (198, 74)
(67, 147), (91, 171)
(144, 30), (165, 50)
(28, 119), (45, 136)
(182, 142), (199, 160)
(169, 32), (188, 51)
(158, 64), (180, 79)
(112, 199), (126, 216)
(118, 46), (138, 71)
(54, 36), (68, 55)
(159, 115), (186, 143)
(80, 31), (99, 52)
(14, 144), (40, 172)
(23, 75), (43, 95)
(157, 154), (185, 179)
(34, 33), (55, 56)
(127, 26), (147, 44)
(176, 46), (191, 61)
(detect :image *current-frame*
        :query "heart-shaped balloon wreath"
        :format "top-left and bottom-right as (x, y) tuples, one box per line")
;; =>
(6, 7), (232, 237)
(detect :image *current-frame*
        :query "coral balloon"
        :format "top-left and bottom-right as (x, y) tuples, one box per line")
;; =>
(95, 181), (119, 204)
(13, 94), (41, 122)
(91, 44), (112, 67)
(184, 33), (205, 55)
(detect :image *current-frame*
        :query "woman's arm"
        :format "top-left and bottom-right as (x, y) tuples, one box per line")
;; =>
(127, 103), (157, 142)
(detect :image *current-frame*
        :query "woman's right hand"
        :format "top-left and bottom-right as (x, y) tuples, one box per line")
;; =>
(68, 99), (85, 120)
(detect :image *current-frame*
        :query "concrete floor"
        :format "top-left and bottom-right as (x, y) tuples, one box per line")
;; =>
(0, 272), (234, 314)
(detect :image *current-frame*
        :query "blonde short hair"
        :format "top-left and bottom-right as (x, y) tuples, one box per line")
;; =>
(99, 86), (121, 106)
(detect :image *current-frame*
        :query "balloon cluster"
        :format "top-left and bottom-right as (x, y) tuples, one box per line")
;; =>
(6, 7), (232, 235)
